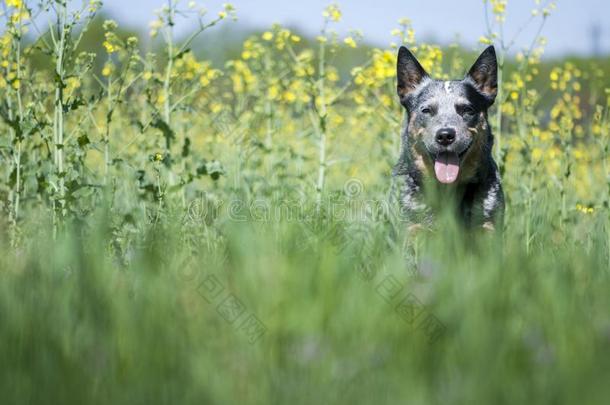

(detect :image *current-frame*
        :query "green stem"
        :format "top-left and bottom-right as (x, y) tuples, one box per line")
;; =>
(264, 52), (274, 180)
(315, 30), (328, 211)
(104, 74), (112, 185)
(495, 52), (504, 165)
(163, 0), (175, 187)
(53, 1), (68, 220)
(4, 58), (16, 241)
(6, 4), (26, 244)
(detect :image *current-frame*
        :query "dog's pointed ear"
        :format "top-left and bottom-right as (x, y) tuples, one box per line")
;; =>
(466, 45), (498, 102)
(397, 46), (428, 102)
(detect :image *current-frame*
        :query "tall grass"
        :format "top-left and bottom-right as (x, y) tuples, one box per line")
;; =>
(1, 198), (609, 404)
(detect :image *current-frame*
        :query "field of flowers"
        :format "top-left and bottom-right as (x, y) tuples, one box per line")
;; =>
(1, 1), (609, 404)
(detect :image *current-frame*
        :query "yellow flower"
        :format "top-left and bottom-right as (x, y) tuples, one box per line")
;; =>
(10, 9), (30, 23)
(327, 69), (339, 82)
(406, 29), (416, 44)
(344, 37), (357, 48)
(479, 36), (493, 45)
(502, 103), (515, 116)
(323, 4), (342, 22)
(531, 148), (543, 161)
(103, 41), (116, 54)
(127, 37), (138, 47)
(491, 0), (506, 15)
(149, 19), (162, 38)
(575, 204), (594, 214)
(282, 91), (296, 103)
(102, 65), (113, 77)
(540, 131), (552, 142)
(268, 85), (279, 100)
(7, 0), (23, 8)
(210, 103), (223, 114)
(89, 0), (101, 12)
(222, 3), (236, 16)
(65, 77), (81, 94)
(262, 32), (273, 41)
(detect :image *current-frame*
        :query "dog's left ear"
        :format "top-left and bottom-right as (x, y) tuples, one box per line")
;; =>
(397, 46), (428, 103)
(466, 46), (498, 103)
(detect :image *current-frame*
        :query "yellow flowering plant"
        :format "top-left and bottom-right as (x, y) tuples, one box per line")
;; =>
(0, 0), (607, 251)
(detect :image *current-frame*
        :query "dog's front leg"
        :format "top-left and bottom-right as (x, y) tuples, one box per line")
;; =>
(398, 174), (434, 230)
(472, 171), (505, 231)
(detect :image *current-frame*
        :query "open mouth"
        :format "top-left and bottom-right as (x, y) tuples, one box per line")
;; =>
(432, 147), (470, 184)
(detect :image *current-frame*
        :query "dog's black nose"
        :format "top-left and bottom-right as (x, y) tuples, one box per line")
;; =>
(435, 128), (456, 146)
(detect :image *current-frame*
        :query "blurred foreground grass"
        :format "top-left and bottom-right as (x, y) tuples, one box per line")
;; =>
(1, 197), (609, 405)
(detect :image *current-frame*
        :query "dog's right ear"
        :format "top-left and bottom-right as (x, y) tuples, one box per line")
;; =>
(466, 46), (498, 103)
(397, 46), (428, 104)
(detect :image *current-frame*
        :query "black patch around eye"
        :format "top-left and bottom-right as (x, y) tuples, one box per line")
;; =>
(408, 82), (433, 108)
(461, 82), (492, 109)
(456, 104), (476, 116)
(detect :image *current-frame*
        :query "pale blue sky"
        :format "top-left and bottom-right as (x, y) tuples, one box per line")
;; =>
(102, 0), (609, 56)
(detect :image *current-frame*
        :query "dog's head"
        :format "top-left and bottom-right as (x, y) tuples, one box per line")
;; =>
(396, 46), (497, 184)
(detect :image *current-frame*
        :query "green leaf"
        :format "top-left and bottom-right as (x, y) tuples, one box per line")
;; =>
(77, 134), (90, 148)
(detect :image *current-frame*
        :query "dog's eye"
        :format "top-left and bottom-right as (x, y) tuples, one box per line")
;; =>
(457, 105), (476, 116)
(421, 107), (432, 114)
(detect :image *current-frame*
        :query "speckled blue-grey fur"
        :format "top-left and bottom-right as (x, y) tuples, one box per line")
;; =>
(392, 45), (505, 229)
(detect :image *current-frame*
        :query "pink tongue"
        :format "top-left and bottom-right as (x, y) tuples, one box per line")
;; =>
(434, 152), (460, 184)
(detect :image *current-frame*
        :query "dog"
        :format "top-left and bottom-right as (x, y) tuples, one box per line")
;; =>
(393, 45), (504, 231)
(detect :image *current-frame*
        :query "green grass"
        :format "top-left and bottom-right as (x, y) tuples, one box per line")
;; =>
(1, 193), (609, 405)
